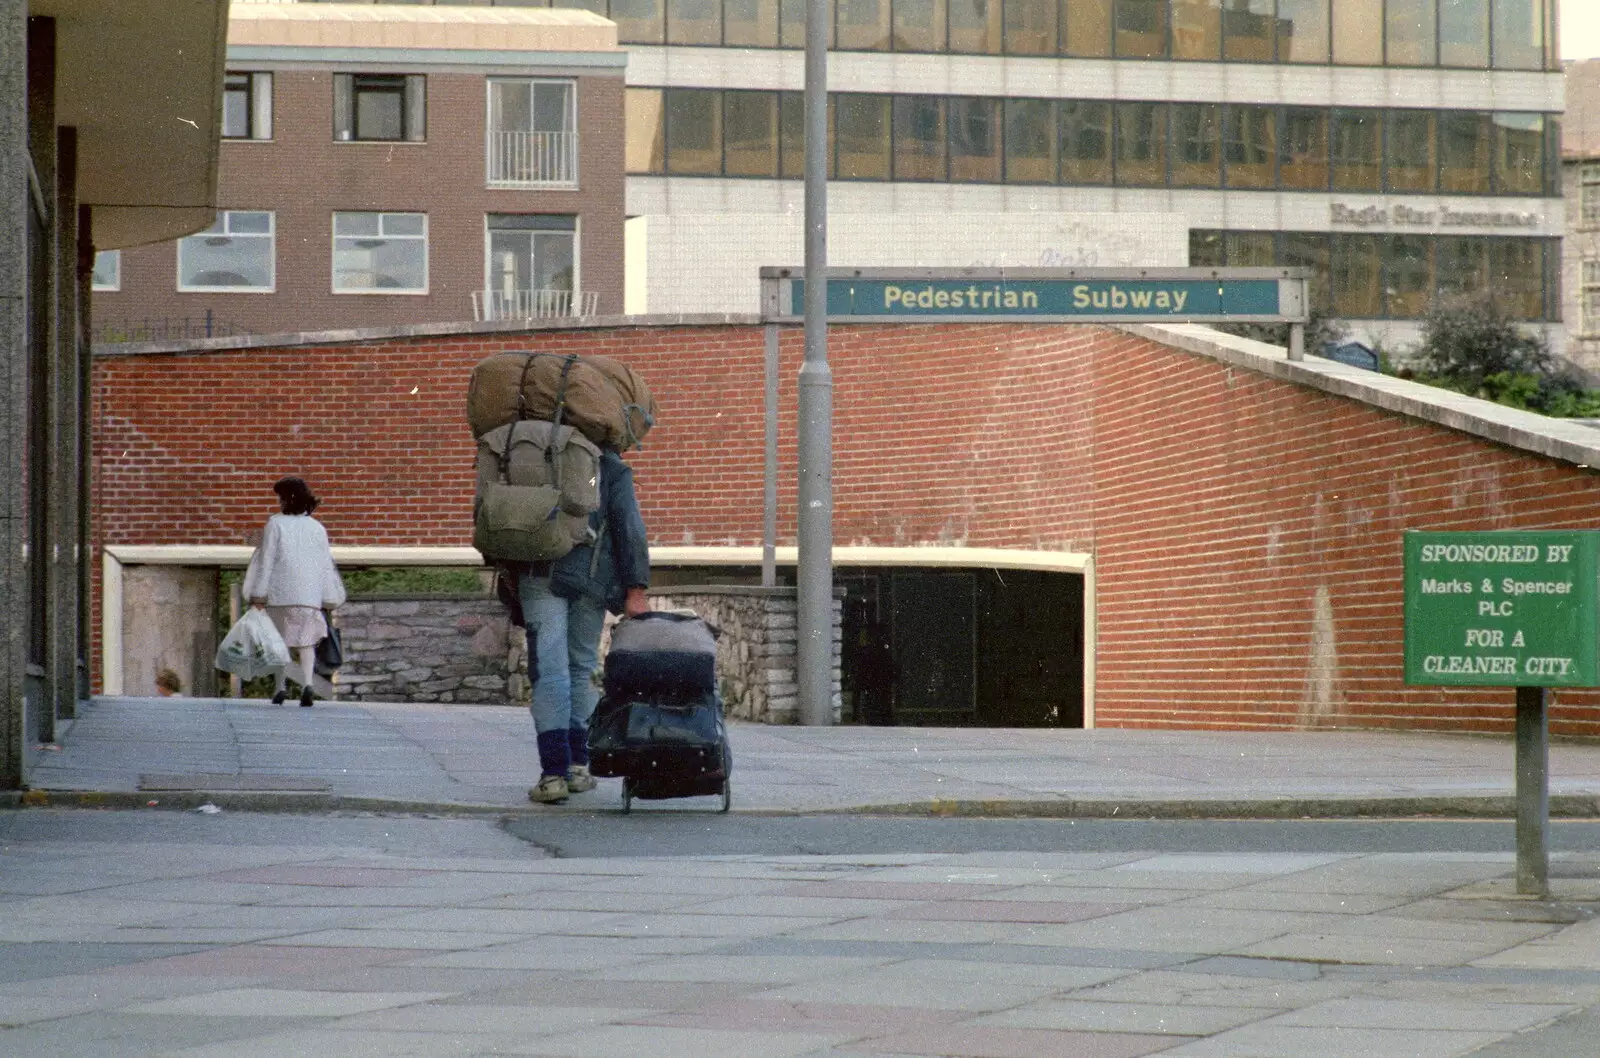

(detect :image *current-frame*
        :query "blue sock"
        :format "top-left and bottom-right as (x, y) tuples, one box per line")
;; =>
(567, 725), (589, 767)
(536, 729), (571, 779)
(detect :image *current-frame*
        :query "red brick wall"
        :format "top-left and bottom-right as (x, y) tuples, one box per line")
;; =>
(93, 69), (625, 336)
(92, 322), (1600, 735)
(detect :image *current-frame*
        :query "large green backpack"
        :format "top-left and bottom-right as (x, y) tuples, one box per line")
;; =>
(472, 357), (603, 564)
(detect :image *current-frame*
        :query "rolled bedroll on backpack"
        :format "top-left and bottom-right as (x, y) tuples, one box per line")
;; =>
(466, 351), (657, 451)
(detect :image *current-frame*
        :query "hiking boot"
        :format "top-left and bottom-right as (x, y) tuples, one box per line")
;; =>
(528, 775), (569, 804)
(566, 764), (596, 793)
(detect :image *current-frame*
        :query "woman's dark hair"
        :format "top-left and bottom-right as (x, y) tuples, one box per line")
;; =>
(273, 476), (319, 516)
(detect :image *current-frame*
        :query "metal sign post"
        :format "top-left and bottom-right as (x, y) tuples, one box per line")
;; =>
(1404, 530), (1600, 897)
(759, 266), (1311, 729)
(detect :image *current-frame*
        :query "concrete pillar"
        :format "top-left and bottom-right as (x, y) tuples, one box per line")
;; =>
(75, 201), (90, 703)
(0, 1), (27, 789)
(25, 15), (55, 743)
(52, 123), (77, 719)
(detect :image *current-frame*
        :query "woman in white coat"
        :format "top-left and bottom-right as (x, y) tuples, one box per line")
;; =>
(242, 477), (347, 706)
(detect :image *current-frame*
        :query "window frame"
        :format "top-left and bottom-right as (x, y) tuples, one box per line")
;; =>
(483, 213), (582, 306)
(90, 249), (121, 292)
(222, 72), (273, 141)
(334, 73), (426, 143)
(331, 211), (430, 296)
(176, 210), (276, 294)
(1582, 163), (1600, 229)
(1582, 258), (1600, 337)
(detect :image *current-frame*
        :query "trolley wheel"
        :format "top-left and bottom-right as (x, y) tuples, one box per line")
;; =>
(719, 779), (731, 814)
(621, 777), (633, 814)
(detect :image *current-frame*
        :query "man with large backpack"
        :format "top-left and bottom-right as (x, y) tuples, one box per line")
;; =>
(512, 445), (651, 804)
(467, 350), (657, 805)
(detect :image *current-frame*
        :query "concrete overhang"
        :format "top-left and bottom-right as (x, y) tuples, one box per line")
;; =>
(38, 0), (228, 251)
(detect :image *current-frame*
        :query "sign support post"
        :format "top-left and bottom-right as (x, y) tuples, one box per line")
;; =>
(1515, 685), (1549, 897)
(795, 0), (833, 726)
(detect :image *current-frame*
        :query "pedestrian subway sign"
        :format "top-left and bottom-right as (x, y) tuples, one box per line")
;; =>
(759, 267), (1309, 324)
(1403, 531), (1600, 687)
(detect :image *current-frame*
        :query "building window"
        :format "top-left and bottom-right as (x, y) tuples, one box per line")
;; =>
(1439, 0), (1489, 67)
(837, 0), (892, 49)
(332, 212), (427, 294)
(1280, 107), (1329, 189)
(725, 0), (779, 46)
(1003, 0), (1057, 56)
(1115, 101), (1168, 186)
(1386, 110), (1437, 192)
(1583, 164), (1600, 228)
(223, 72), (272, 140)
(614, 0), (666, 43)
(949, 0), (1001, 55)
(835, 94), (891, 180)
(1223, 0), (1275, 61)
(488, 78), (578, 187)
(1438, 111), (1490, 193)
(1004, 98), (1056, 183)
(1582, 260), (1600, 336)
(893, 96), (947, 180)
(1171, 102), (1221, 188)
(1493, 112), (1543, 195)
(1492, 0), (1545, 70)
(1385, 0), (1436, 66)
(665, 88), (723, 176)
(1170, 0), (1221, 60)
(726, 90), (782, 177)
(1223, 104), (1275, 189)
(668, 0), (722, 46)
(1114, 0), (1167, 58)
(1277, 0), (1329, 62)
(1332, 0), (1382, 64)
(482, 214), (580, 319)
(91, 250), (121, 291)
(1065, 0), (1113, 56)
(948, 96), (1001, 181)
(177, 211), (274, 293)
(1385, 234), (1435, 317)
(334, 73), (425, 142)
(894, 0), (947, 52)
(1060, 100), (1112, 184)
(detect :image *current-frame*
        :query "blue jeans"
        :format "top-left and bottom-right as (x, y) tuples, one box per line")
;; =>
(518, 574), (606, 779)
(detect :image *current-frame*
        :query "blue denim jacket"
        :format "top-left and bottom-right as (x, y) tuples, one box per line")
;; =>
(548, 449), (650, 613)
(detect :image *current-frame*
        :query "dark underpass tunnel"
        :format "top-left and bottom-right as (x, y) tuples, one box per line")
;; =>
(838, 568), (1084, 728)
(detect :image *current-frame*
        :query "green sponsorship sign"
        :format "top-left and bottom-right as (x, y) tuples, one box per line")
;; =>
(1403, 531), (1600, 687)
(790, 278), (1282, 319)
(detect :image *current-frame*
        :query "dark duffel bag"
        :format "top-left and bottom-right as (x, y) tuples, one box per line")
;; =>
(587, 691), (730, 796)
(603, 611), (719, 698)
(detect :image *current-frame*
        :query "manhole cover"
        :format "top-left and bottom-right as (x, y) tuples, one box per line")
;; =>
(138, 774), (331, 793)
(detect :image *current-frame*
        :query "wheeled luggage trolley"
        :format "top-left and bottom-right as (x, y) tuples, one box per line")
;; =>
(587, 611), (732, 813)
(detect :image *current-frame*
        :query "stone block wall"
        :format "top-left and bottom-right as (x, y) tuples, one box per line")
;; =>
(333, 586), (841, 719)
(506, 586), (843, 723)
(646, 588), (842, 724)
(332, 595), (512, 704)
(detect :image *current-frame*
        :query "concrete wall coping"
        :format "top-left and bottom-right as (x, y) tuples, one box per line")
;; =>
(1118, 323), (1600, 472)
(92, 314), (765, 357)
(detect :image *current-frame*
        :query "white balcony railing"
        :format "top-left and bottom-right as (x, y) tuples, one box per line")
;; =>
(487, 130), (578, 188)
(473, 288), (598, 322)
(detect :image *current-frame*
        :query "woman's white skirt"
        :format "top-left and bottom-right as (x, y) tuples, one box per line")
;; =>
(266, 605), (327, 649)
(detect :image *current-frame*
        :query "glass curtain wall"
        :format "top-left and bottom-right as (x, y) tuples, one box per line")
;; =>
(627, 89), (1561, 200)
(534, 0), (1548, 66)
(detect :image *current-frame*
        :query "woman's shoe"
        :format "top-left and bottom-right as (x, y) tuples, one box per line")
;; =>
(299, 687), (314, 708)
(271, 690), (288, 705)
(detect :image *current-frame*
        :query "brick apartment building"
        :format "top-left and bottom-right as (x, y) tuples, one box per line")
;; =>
(90, 2), (627, 340)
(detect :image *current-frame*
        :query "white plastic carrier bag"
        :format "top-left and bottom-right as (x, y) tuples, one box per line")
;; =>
(214, 608), (292, 681)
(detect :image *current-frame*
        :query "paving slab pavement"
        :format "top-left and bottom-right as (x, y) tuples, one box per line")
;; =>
(1, 810), (1598, 1058)
(14, 696), (1600, 818)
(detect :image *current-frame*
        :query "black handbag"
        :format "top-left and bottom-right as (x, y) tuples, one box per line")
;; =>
(315, 611), (343, 676)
